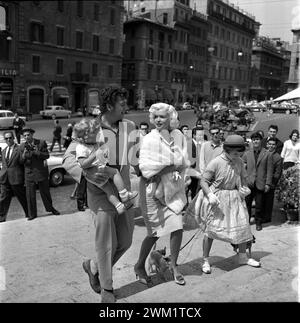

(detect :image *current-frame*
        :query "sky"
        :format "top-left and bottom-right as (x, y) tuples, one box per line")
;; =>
(230, 0), (300, 43)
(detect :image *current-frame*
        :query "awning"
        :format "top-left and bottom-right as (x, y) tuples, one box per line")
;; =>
(145, 89), (156, 100)
(273, 87), (300, 102)
(162, 88), (174, 101)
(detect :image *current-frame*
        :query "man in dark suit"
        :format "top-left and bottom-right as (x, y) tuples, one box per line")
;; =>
(0, 131), (28, 222)
(242, 132), (274, 231)
(19, 128), (60, 220)
(262, 137), (283, 223)
(186, 126), (207, 199)
(261, 124), (283, 154)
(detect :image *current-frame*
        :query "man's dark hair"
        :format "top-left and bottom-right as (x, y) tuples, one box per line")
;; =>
(180, 125), (189, 132)
(192, 126), (204, 136)
(251, 131), (263, 140)
(99, 86), (128, 115)
(267, 137), (276, 143)
(268, 124), (278, 132)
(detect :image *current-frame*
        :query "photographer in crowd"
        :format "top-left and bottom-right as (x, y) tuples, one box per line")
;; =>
(19, 128), (60, 220)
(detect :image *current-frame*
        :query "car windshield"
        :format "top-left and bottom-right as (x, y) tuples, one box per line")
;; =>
(45, 107), (53, 110)
(0, 112), (6, 117)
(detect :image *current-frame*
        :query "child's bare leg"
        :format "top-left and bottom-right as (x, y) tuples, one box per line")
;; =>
(101, 181), (126, 215)
(105, 166), (138, 202)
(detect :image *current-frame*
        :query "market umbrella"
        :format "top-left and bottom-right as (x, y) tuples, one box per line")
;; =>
(273, 87), (300, 102)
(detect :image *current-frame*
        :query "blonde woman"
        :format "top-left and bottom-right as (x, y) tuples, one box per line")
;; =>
(135, 103), (189, 286)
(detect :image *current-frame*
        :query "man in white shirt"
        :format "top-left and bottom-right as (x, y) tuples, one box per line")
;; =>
(0, 131), (28, 222)
(199, 126), (223, 176)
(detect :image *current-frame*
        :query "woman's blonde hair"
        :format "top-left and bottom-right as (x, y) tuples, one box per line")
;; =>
(73, 118), (101, 141)
(148, 102), (179, 130)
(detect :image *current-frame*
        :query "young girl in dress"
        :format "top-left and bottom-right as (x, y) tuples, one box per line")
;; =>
(186, 134), (261, 273)
(74, 118), (138, 214)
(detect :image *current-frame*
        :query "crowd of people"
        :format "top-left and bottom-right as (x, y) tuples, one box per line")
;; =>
(0, 86), (299, 304)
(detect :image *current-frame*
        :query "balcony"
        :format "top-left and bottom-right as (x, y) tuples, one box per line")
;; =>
(70, 73), (90, 83)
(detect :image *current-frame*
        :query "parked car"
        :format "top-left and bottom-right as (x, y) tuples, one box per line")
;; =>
(269, 102), (299, 114)
(0, 140), (65, 187)
(40, 106), (72, 119)
(0, 110), (26, 129)
(47, 155), (66, 187)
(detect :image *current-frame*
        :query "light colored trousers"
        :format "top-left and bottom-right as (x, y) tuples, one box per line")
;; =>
(92, 207), (135, 290)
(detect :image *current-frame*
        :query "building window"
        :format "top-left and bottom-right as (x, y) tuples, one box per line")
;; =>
(30, 22), (44, 43)
(94, 3), (99, 21)
(168, 35), (172, 49)
(76, 61), (82, 74)
(76, 31), (83, 49)
(168, 52), (172, 63)
(148, 48), (154, 60)
(57, 27), (64, 46)
(56, 58), (64, 75)
(32, 55), (40, 73)
(110, 9), (115, 25)
(127, 63), (135, 80)
(214, 25), (219, 37)
(157, 66), (161, 81)
(77, 0), (83, 17)
(108, 65), (113, 78)
(130, 46), (135, 59)
(163, 13), (168, 25)
(179, 52), (182, 64)
(93, 35), (99, 51)
(174, 50), (177, 63)
(165, 68), (170, 81)
(159, 32), (164, 48)
(57, 0), (64, 12)
(158, 50), (164, 62)
(149, 29), (153, 45)
(147, 64), (153, 80)
(92, 63), (98, 76)
(109, 39), (114, 54)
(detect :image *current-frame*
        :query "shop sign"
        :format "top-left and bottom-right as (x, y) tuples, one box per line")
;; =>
(0, 69), (17, 76)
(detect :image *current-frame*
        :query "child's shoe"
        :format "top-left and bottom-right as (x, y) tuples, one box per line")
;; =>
(120, 190), (138, 203)
(115, 202), (126, 215)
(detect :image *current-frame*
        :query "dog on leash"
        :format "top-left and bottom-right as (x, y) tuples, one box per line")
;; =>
(146, 247), (170, 278)
(231, 235), (256, 257)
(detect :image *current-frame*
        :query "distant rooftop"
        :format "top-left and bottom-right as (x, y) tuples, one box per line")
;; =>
(220, 0), (256, 21)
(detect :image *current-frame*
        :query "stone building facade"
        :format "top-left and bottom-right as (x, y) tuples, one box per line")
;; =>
(1, 0), (124, 114)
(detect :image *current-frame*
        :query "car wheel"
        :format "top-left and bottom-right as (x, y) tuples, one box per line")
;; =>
(285, 110), (290, 114)
(49, 169), (64, 187)
(52, 114), (56, 119)
(269, 109), (273, 114)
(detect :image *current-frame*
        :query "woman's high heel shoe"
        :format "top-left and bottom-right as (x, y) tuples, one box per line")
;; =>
(171, 268), (186, 286)
(134, 264), (152, 287)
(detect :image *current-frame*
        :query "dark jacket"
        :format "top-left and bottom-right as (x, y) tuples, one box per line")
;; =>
(53, 125), (62, 139)
(19, 138), (50, 182)
(12, 117), (25, 133)
(270, 151), (283, 188)
(242, 147), (274, 190)
(0, 144), (25, 185)
(261, 137), (283, 154)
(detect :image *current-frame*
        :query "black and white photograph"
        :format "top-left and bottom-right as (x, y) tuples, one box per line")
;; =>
(0, 0), (299, 312)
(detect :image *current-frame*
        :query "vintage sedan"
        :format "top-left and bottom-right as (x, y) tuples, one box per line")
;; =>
(0, 110), (26, 129)
(40, 105), (72, 119)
